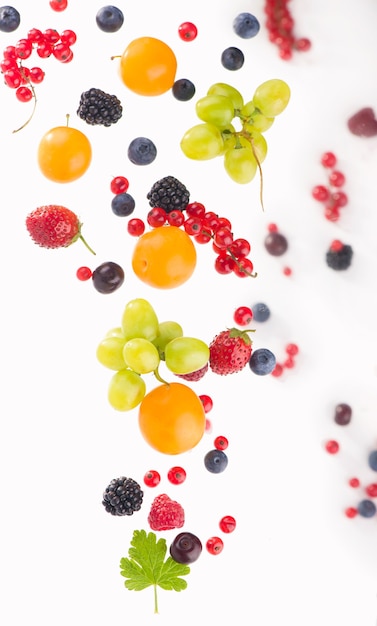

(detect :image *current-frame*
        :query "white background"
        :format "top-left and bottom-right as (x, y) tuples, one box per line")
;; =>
(1, 1), (377, 625)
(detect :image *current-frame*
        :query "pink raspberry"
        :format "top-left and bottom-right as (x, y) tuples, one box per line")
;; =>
(176, 362), (208, 382)
(148, 494), (185, 531)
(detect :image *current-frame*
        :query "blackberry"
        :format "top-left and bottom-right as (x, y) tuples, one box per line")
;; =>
(326, 243), (353, 270)
(147, 175), (190, 213)
(102, 476), (143, 516)
(77, 88), (123, 126)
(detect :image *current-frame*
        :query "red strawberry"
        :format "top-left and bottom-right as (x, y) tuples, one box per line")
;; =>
(176, 362), (208, 382)
(209, 328), (254, 375)
(148, 493), (185, 531)
(25, 205), (95, 253)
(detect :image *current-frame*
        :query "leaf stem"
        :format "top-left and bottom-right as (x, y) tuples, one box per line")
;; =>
(154, 584), (158, 614)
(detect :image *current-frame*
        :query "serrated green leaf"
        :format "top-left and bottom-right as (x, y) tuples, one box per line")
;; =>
(119, 529), (190, 613)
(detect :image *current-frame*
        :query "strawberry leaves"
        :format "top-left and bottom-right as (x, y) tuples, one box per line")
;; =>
(120, 529), (190, 613)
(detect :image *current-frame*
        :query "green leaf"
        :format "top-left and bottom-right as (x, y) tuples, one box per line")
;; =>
(120, 529), (190, 613)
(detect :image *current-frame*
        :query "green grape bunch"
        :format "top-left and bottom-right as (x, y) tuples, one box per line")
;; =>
(180, 79), (291, 185)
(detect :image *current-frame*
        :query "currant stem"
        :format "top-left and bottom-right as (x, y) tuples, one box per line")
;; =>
(12, 80), (37, 134)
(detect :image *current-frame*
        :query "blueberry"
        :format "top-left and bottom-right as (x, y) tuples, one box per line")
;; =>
(92, 261), (124, 294)
(111, 192), (135, 217)
(204, 449), (228, 474)
(368, 450), (377, 471)
(221, 47), (244, 71)
(252, 302), (271, 322)
(96, 5), (124, 33)
(0, 5), (20, 32)
(233, 13), (260, 39)
(172, 78), (196, 102)
(127, 137), (157, 165)
(249, 348), (276, 376)
(357, 499), (376, 518)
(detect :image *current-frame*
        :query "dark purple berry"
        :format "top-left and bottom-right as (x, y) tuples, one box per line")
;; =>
(334, 403), (352, 425)
(92, 261), (124, 293)
(170, 532), (202, 564)
(264, 232), (288, 256)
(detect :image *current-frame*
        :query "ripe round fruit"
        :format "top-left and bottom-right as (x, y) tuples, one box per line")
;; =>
(138, 382), (206, 454)
(131, 225), (197, 289)
(119, 37), (177, 96)
(37, 126), (92, 182)
(170, 532), (202, 564)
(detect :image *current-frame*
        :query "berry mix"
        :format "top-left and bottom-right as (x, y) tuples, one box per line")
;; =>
(1, 1), (376, 623)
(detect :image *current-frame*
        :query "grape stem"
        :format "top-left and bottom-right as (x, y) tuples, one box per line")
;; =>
(153, 367), (170, 386)
(238, 130), (264, 211)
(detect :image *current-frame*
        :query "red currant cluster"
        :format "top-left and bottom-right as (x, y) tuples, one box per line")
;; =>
(311, 152), (348, 222)
(1, 26), (77, 130)
(263, 0), (311, 60)
(271, 342), (299, 377)
(127, 202), (256, 278)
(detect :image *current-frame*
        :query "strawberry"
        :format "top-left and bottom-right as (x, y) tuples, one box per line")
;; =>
(175, 362), (208, 382)
(209, 328), (254, 375)
(25, 205), (95, 253)
(148, 493), (185, 531)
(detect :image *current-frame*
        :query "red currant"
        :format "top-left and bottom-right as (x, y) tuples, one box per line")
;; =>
(312, 185), (330, 202)
(217, 216), (232, 230)
(27, 28), (44, 43)
(184, 215), (203, 235)
(203, 211), (220, 231)
(15, 86), (33, 102)
(43, 29), (60, 44)
(76, 266), (92, 281)
(15, 39), (32, 60)
(283, 356), (295, 368)
(3, 68), (22, 88)
(206, 536), (224, 555)
(3, 46), (17, 60)
(214, 436), (228, 451)
(286, 343), (299, 356)
(348, 477), (360, 488)
(331, 191), (348, 208)
(325, 440), (339, 454)
(37, 41), (53, 58)
(194, 231), (212, 244)
(233, 306), (253, 326)
(167, 466), (187, 485)
(178, 21), (198, 41)
(53, 43), (73, 62)
(185, 201), (205, 218)
(0, 57), (18, 72)
(214, 227), (233, 248)
(199, 394), (213, 413)
(267, 222), (278, 233)
(283, 266), (292, 276)
(214, 254), (234, 275)
(228, 238), (251, 258)
(147, 207), (166, 228)
(324, 206), (340, 222)
(110, 176), (129, 194)
(50, 0), (68, 9)
(329, 239), (344, 253)
(320, 151), (337, 168)
(60, 29), (77, 45)
(205, 418), (212, 433)
(127, 218), (145, 237)
(345, 507), (358, 518)
(294, 37), (311, 52)
(143, 470), (161, 488)
(29, 67), (45, 84)
(233, 257), (254, 278)
(167, 210), (185, 227)
(219, 515), (236, 533)
(365, 484), (377, 498)
(271, 363), (284, 377)
(329, 170), (345, 187)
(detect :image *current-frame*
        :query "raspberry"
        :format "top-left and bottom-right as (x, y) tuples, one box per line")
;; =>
(147, 493), (185, 531)
(175, 362), (208, 381)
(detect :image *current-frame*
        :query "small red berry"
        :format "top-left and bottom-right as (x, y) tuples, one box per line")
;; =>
(60, 29), (77, 45)
(185, 202), (205, 217)
(325, 440), (339, 454)
(271, 363), (284, 377)
(49, 0), (68, 12)
(110, 176), (129, 194)
(345, 507), (358, 518)
(167, 466), (187, 485)
(324, 206), (340, 222)
(329, 170), (345, 187)
(178, 21), (198, 42)
(214, 254), (234, 275)
(233, 257), (254, 278)
(283, 266), (292, 276)
(206, 536), (224, 555)
(286, 343), (299, 356)
(167, 210), (185, 227)
(15, 86), (33, 102)
(53, 43), (73, 62)
(205, 418), (212, 433)
(267, 222), (278, 233)
(127, 218), (145, 237)
(219, 515), (236, 533)
(329, 239), (344, 253)
(283, 356), (295, 368)
(294, 37), (311, 52)
(228, 238), (251, 259)
(194, 231), (212, 244)
(29, 66), (45, 84)
(43, 29), (60, 44)
(143, 470), (161, 488)
(184, 215), (203, 235)
(312, 185), (330, 202)
(331, 191), (348, 208)
(199, 394), (213, 413)
(76, 266), (92, 281)
(233, 306), (253, 326)
(320, 152), (337, 168)
(214, 436), (228, 451)
(348, 477), (360, 488)
(365, 483), (377, 498)
(147, 207), (166, 228)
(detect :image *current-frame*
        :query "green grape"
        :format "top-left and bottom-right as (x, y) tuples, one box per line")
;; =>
(252, 79), (291, 117)
(165, 336), (210, 375)
(195, 95), (235, 127)
(207, 82), (244, 111)
(121, 298), (159, 342)
(108, 369), (146, 411)
(240, 101), (275, 132)
(123, 338), (160, 374)
(152, 320), (184, 359)
(224, 145), (258, 184)
(105, 326), (125, 339)
(239, 130), (268, 163)
(180, 123), (224, 160)
(96, 336), (127, 371)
